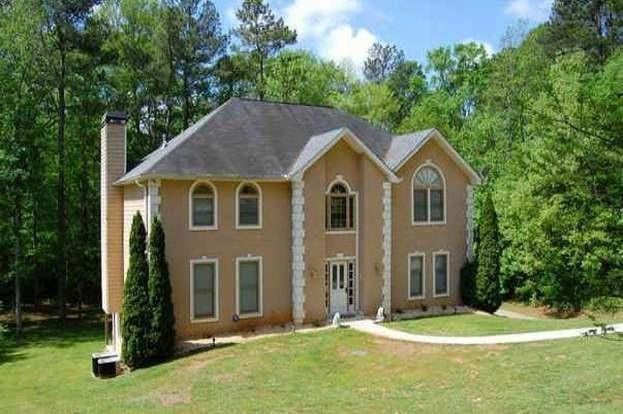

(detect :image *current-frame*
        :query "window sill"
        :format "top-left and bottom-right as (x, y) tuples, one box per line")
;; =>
(236, 225), (262, 230)
(433, 293), (450, 298)
(408, 295), (425, 300)
(326, 230), (356, 235)
(189, 226), (218, 231)
(411, 221), (446, 227)
(238, 312), (263, 320)
(190, 316), (219, 324)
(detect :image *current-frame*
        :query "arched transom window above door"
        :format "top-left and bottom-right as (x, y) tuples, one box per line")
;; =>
(326, 179), (355, 231)
(412, 164), (445, 224)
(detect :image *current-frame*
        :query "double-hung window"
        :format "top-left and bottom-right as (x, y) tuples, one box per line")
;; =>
(190, 181), (217, 229)
(236, 256), (263, 317)
(408, 253), (425, 299)
(237, 182), (261, 228)
(326, 182), (355, 231)
(413, 165), (445, 224)
(433, 252), (449, 297)
(190, 259), (218, 322)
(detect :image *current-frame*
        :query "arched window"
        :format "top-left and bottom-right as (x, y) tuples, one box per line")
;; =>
(326, 181), (355, 231)
(412, 165), (445, 224)
(237, 182), (261, 228)
(189, 181), (217, 229)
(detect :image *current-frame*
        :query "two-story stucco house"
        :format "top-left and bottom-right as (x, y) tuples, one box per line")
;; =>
(101, 98), (480, 351)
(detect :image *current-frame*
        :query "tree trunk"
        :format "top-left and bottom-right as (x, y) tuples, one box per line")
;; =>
(258, 53), (265, 100)
(57, 43), (67, 327)
(14, 201), (22, 339)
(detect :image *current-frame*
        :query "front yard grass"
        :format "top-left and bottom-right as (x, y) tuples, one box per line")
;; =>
(384, 313), (616, 337)
(2, 316), (623, 413)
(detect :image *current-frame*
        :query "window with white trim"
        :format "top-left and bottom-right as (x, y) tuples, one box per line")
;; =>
(326, 182), (355, 231)
(190, 182), (216, 228)
(191, 259), (218, 321)
(413, 165), (445, 223)
(237, 257), (262, 317)
(408, 253), (425, 299)
(237, 182), (261, 228)
(434, 252), (449, 297)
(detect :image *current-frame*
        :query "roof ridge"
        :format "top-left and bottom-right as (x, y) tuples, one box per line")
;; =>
(392, 128), (436, 138)
(232, 97), (336, 109)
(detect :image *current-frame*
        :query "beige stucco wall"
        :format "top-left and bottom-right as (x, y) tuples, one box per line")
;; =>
(159, 180), (292, 339)
(303, 139), (386, 322)
(123, 184), (146, 278)
(391, 138), (470, 311)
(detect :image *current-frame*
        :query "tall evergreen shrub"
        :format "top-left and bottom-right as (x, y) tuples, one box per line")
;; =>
(475, 193), (502, 313)
(121, 212), (151, 369)
(460, 260), (478, 307)
(148, 217), (175, 359)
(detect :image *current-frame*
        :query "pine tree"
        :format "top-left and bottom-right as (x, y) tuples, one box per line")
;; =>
(121, 213), (151, 369)
(148, 217), (175, 360)
(475, 193), (502, 313)
(234, 0), (296, 100)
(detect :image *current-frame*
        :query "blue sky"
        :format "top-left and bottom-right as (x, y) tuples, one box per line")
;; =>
(213, 0), (552, 70)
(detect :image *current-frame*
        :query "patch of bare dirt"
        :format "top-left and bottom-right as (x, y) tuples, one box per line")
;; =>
(158, 391), (191, 407)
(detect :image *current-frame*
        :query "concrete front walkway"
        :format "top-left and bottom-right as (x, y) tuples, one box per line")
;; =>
(344, 319), (623, 345)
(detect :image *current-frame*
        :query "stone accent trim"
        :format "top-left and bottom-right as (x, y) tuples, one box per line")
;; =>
(466, 185), (475, 262)
(147, 179), (161, 233)
(381, 182), (392, 315)
(291, 180), (306, 324)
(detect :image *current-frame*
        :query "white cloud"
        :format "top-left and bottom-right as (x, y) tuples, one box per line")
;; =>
(323, 25), (377, 69)
(461, 39), (496, 57)
(282, 0), (377, 72)
(504, 0), (552, 22)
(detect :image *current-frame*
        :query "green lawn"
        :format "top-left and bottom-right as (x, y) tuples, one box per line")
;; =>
(1, 318), (623, 413)
(500, 301), (623, 322)
(384, 313), (620, 337)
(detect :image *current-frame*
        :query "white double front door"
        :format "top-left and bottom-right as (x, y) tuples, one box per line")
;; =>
(329, 260), (354, 315)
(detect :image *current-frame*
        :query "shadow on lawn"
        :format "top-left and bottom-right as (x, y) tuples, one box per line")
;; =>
(0, 316), (102, 365)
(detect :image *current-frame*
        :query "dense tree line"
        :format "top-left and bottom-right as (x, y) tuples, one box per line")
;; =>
(1, 0), (621, 333)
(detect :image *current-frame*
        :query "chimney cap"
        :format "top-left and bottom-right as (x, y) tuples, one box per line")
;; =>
(102, 111), (128, 126)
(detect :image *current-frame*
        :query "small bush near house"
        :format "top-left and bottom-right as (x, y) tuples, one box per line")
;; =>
(121, 213), (151, 369)
(148, 217), (175, 360)
(475, 193), (502, 313)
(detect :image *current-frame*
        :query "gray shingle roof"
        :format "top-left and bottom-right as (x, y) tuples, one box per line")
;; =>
(117, 98), (394, 184)
(385, 129), (435, 170)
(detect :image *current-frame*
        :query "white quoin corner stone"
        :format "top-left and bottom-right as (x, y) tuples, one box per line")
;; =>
(291, 180), (306, 324)
(381, 182), (392, 316)
(466, 185), (475, 262)
(147, 179), (161, 232)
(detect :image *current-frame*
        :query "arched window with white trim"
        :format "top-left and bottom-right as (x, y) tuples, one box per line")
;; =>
(236, 182), (262, 229)
(326, 180), (355, 231)
(412, 164), (445, 224)
(189, 181), (217, 229)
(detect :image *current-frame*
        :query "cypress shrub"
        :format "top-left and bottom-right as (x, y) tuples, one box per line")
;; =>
(121, 212), (151, 369)
(148, 217), (176, 360)
(475, 193), (502, 313)
(460, 260), (478, 307)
